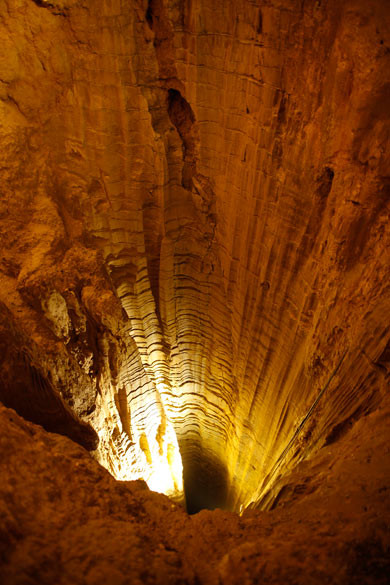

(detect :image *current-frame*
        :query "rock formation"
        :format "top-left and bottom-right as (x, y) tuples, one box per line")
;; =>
(1, 397), (389, 584)
(0, 0), (389, 582)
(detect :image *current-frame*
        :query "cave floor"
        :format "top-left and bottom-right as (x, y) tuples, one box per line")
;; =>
(0, 399), (389, 585)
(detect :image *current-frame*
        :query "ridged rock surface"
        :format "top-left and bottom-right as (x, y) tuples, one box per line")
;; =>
(0, 0), (389, 514)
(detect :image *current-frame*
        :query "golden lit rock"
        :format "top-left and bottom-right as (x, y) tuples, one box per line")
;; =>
(0, 1), (389, 581)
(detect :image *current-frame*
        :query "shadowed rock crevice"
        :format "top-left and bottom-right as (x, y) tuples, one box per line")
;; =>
(183, 449), (229, 514)
(167, 88), (197, 188)
(0, 332), (98, 451)
(31, 0), (67, 16)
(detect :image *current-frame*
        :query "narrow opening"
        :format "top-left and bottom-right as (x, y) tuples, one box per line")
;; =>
(183, 449), (229, 514)
(145, 0), (153, 28)
(167, 88), (195, 142)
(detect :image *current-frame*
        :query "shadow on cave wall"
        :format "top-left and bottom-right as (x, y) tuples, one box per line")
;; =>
(183, 448), (230, 514)
(0, 304), (98, 451)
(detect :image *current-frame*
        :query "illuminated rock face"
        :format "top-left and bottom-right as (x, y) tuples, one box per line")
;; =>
(0, 0), (389, 514)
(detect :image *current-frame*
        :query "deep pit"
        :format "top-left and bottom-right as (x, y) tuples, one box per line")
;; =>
(0, 0), (389, 583)
(183, 451), (230, 514)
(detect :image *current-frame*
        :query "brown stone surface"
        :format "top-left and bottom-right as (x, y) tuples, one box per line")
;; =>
(0, 400), (389, 584)
(0, 0), (389, 578)
(1, 0), (388, 510)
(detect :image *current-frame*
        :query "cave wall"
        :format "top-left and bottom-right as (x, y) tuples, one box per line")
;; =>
(0, 0), (389, 510)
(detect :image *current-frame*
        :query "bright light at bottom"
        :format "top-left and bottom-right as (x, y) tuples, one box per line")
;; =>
(145, 425), (184, 499)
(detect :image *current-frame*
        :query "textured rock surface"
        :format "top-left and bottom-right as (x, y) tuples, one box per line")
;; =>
(0, 402), (389, 584)
(0, 0), (389, 517)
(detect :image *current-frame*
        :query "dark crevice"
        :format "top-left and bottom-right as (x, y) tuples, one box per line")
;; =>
(144, 0), (174, 54)
(167, 89), (196, 188)
(167, 89), (196, 142)
(31, 0), (67, 16)
(145, 0), (154, 29)
(0, 354), (98, 450)
(277, 94), (287, 125)
(317, 167), (335, 199)
(0, 303), (98, 451)
(183, 449), (229, 514)
(257, 10), (263, 34)
(377, 338), (390, 369)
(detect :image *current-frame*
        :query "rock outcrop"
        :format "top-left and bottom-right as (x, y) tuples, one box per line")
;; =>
(1, 399), (389, 584)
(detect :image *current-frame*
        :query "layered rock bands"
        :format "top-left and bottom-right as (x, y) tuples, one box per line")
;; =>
(0, 0), (389, 515)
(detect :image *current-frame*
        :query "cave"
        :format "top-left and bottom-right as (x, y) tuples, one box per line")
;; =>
(0, 0), (389, 583)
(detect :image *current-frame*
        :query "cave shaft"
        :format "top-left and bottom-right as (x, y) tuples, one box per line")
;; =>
(0, 0), (389, 514)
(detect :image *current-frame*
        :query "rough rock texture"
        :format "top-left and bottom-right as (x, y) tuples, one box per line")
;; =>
(1, 402), (389, 584)
(0, 0), (389, 520)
